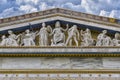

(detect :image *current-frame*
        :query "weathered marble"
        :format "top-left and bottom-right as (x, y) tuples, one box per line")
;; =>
(0, 57), (119, 69)
(70, 57), (103, 69)
(0, 47), (120, 53)
(2, 58), (42, 69)
(103, 58), (120, 69)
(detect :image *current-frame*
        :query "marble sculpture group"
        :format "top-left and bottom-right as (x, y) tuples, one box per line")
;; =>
(0, 21), (120, 47)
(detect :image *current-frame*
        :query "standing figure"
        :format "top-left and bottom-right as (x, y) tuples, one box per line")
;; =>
(0, 35), (7, 46)
(22, 29), (35, 46)
(37, 23), (49, 46)
(96, 30), (107, 46)
(7, 30), (20, 46)
(50, 21), (68, 46)
(112, 33), (120, 46)
(66, 25), (80, 46)
(81, 28), (93, 46)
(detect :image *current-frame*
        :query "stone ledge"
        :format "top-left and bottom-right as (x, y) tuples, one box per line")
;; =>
(0, 47), (119, 57)
(0, 47), (119, 53)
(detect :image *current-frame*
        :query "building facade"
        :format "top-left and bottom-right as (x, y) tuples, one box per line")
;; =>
(0, 8), (119, 80)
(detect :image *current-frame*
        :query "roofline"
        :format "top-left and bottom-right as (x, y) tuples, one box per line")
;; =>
(0, 8), (119, 25)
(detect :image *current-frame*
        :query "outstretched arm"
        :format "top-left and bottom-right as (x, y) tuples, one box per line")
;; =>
(34, 31), (39, 36)
(62, 24), (69, 32)
(15, 33), (22, 39)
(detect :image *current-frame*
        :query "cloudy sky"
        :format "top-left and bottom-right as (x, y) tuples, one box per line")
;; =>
(0, 0), (120, 19)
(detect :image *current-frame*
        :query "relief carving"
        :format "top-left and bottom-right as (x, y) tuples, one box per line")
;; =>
(0, 21), (120, 47)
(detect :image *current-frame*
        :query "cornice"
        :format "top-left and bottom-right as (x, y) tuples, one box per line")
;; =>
(0, 8), (119, 28)
(0, 46), (119, 57)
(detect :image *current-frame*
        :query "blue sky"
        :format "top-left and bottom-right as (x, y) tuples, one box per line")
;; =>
(0, 0), (120, 19)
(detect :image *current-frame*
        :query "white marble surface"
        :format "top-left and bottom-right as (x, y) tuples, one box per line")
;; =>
(103, 58), (120, 68)
(0, 47), (120, 53)
(0, 57), (120, 69)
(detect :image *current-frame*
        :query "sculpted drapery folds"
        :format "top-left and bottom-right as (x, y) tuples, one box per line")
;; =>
(0, 21), (120, 47)
(50, 21), (68, 46)
(37, 23), (49, 46)
(21, 29), (35, 46)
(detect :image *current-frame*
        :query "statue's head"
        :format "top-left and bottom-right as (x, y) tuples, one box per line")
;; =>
(86, 28), (90, 32)
(115, 33), (119, 39)
(102, 30), (107, 34)
(2, 35), (6, 39)
(55, 21), (60, 28)
(25, 29), (30, 33)
(73, 25), (77, 29)
(42, 22), (46, 27)
(8, 30), (13, 34)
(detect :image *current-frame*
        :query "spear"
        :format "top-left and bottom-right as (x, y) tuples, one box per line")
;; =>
(29, 23), (34, 32)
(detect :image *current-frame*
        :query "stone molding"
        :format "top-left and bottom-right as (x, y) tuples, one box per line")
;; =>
(0, 69), (119, 73)
(0, 8), (119, 28)
(0, 47), (119, 57)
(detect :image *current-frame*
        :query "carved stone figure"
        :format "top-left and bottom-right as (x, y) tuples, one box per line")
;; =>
(0, 35), (7, 46)
(96, 30), (107, 46)
(50, 21), (68, 46)
(103, 35), (112, 46)
(66, 25), (80, 46)
(81, 28), (93, 46)
(37, 23), (49, 46)
(22, 29), (35, 46)
(6, 30), (20, 46)
(112, 33), (120, 46)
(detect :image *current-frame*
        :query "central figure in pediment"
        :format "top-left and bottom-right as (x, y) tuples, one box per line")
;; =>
(50, 21), (68, 46)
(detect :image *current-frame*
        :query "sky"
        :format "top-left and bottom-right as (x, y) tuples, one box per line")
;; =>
(0, 0), (120, 19)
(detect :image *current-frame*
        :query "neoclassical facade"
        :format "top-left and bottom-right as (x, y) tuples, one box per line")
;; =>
(0, 8), (119, 80)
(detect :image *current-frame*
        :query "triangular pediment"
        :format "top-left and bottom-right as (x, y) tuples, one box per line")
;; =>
(0, 8), (120, 48)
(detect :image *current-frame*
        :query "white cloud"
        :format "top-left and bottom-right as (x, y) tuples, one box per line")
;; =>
(0, 0), (120, 19)
(19, 5), (38, 13)
(0, 7), (22, 18)
(16, 0), (39, 5)
(61, 2), (85, 12)
(39, 2), (55, 11)
(0, 0), (7, 4)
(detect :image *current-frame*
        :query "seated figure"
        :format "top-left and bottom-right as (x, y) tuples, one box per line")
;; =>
(50, 21), (68, 46)
(112, 33), (120, 46)
(81, 28), (93, 46)
(6, 30), (21, 46)
(96, 30), (112, 46)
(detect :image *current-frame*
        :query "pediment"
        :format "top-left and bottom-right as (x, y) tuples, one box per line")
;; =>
(0, 8), (119, 57)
